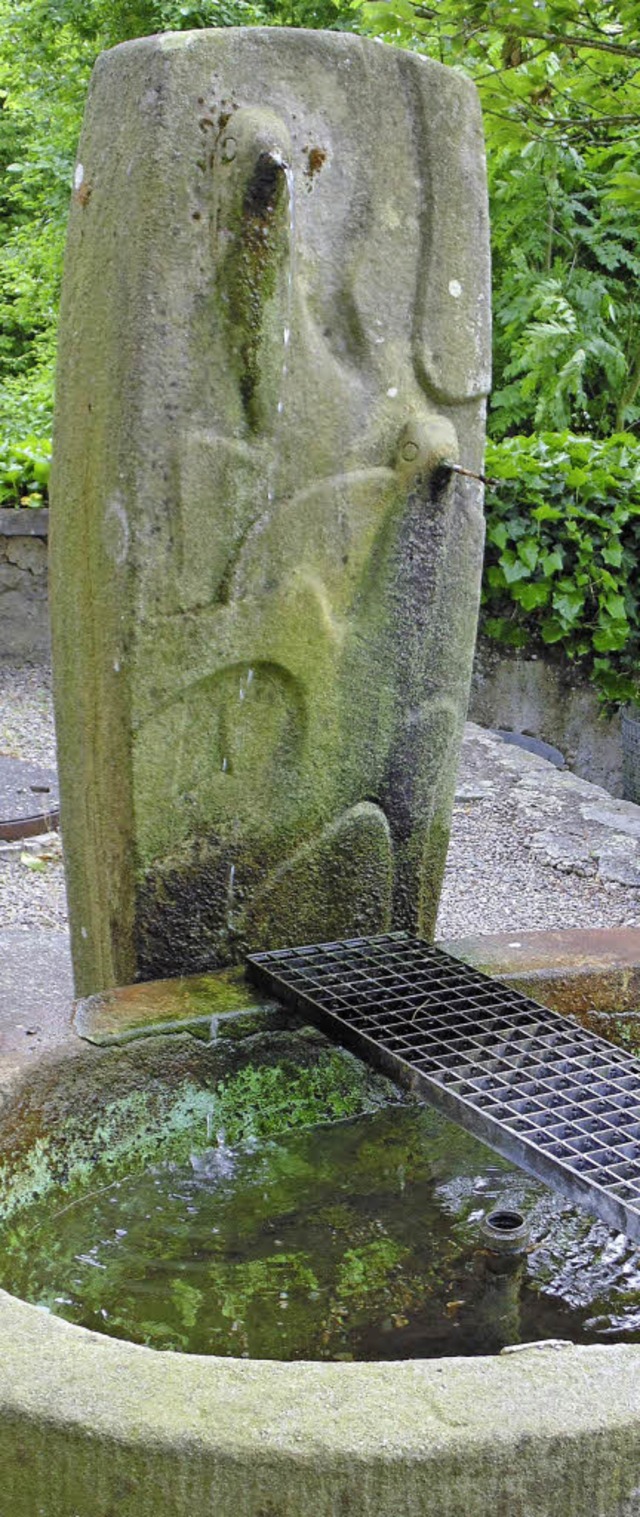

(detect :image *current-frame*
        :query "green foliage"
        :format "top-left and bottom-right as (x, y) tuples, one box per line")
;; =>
(0, 0), (92, 444)
(0, 434), (50, 507)
(3, 0), (640, 704)
(0, 0), (358, 455)
(361, 0), (640, 441)
(362, 0), (640, 150)
(483, 431), (640, 703)
(489, 141), (640, 438)
(360, 0), (640, 699)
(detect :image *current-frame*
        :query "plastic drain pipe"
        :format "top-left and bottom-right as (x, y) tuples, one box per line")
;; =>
(480, 1209), (529, 1260)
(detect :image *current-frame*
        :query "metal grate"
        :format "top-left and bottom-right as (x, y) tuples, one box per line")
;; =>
(622, 705), (640, 804)
(247, 932), (640, 1242)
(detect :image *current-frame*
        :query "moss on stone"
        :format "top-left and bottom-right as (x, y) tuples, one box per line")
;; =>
(0, 1030), (398, 1223)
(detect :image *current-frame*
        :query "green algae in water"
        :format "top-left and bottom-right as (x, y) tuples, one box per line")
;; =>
(3, 1104), (640, 1359)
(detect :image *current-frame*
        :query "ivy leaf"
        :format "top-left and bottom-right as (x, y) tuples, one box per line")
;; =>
(541, 617), (566, 644)
(601, 591), (627, 620)
(552, 588), (585, 625)
(500, 550), (531, 584)
(532, 504), (563, 522)
(513, 580), (551, 610)
(517, 537), (539, 571)
(602, 541), (623, 567)
(487, 522), (509, 550)
(484, 616), (513, 643)
(541, 548), (564, 576)
(593, 622), (630, 652)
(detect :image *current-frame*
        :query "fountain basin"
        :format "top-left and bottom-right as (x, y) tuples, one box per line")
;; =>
(2, 934), (640, 1514)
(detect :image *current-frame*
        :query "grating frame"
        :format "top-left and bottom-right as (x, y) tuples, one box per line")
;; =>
(622, 705), (640, 804)
(247, 932), (640, 1242)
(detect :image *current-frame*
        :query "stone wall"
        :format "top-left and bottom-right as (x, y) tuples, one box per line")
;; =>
(469, 635), (622, 795)
(0, 509), (49, 661)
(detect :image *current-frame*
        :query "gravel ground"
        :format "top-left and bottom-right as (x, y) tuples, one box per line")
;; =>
(1, 661), (639, 942)
(437, 723), (640, 939)
(438, 787), (640, 939)
(0, 664), (66, 931)
(0, 664), (56, 766)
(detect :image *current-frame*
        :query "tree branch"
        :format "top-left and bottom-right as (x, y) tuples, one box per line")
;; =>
(519, 30), (640, 59)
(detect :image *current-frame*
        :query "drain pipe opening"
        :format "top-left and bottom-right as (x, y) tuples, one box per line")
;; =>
(480, 1208), (529, 1266)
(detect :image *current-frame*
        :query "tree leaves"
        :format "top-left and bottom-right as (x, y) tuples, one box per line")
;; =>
(360, 1), (640, 441)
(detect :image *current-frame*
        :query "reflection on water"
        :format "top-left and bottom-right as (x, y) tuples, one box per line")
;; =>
(2, 1104), (640, 1359)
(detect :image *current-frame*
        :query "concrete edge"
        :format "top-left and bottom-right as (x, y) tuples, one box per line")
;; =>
(0, 507), (49, 538)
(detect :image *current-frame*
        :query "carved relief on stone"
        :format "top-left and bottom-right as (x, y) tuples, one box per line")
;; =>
(51, 30), (490, 991)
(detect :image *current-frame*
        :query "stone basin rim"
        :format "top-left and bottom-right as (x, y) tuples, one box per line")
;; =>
(3, 1280), (640, 1514)
(4, 931), (640, 1513)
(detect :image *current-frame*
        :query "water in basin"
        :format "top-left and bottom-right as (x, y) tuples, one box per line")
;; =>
(2, 1101), (640, 1359)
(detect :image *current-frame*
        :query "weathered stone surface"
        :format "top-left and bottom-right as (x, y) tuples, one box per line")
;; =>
(6, 536), (47, 572)
(0, 508), (48, 538)
(0, 515), (50, 660)
(51, 29), (490, 995)
(470, 637), (623, 796)
(2, 1289), (640, 1516)
(0, 928), (74, 1084)
(73, 963), (273, 1043)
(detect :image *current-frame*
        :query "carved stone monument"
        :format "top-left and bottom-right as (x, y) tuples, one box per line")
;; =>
(50, 28), (491, 995)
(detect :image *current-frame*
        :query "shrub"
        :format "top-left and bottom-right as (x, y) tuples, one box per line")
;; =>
(482, 430), (640, 705)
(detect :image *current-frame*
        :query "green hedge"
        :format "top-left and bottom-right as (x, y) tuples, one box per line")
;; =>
(482, 430), (640, 705)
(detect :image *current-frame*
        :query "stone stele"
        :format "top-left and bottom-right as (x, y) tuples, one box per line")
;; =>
(50, 27), (491, 996)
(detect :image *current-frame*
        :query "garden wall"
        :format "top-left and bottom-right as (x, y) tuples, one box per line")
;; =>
(470, 635), (622, 796)
(0, 509), (49, 661)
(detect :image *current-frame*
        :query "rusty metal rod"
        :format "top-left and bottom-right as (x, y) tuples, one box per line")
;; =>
(447, 462), (499, 487)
